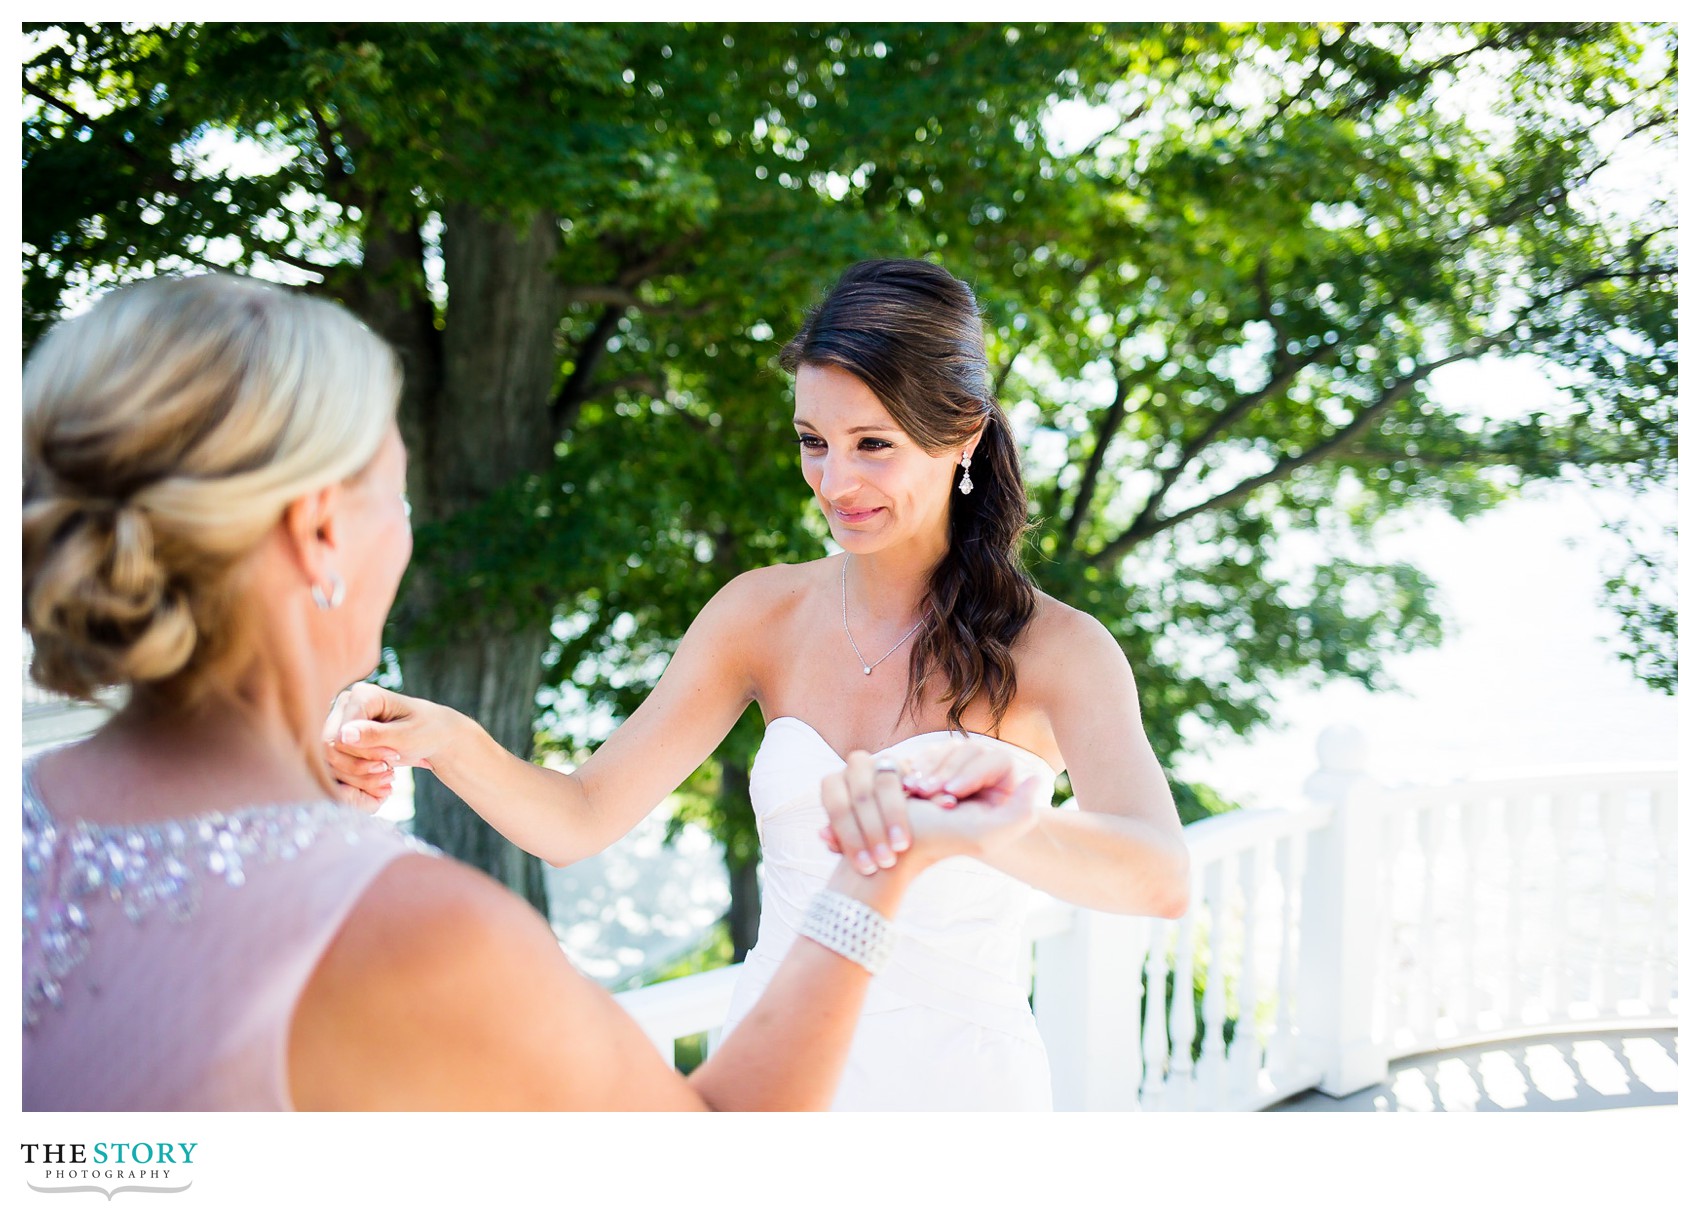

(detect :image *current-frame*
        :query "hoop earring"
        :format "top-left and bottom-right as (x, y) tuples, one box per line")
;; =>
(957, 452), (974, 496)
(311, 573), (346, 611)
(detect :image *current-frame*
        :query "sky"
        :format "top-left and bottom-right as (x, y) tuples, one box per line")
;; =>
(1169, 479), (1678, 808)
(1169, 355), (1678, 807)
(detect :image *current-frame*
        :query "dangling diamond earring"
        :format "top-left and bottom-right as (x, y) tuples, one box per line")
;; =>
(958, 451), (974, 496)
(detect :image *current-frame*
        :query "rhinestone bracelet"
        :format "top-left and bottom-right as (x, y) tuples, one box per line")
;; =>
(800, 888), (895, 975)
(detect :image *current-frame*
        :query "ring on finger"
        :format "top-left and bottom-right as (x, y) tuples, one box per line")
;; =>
(873, 758), (901, 776)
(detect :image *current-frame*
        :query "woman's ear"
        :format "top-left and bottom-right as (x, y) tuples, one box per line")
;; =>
(280, 484), (341, 588)
(964, 423), (986, 463)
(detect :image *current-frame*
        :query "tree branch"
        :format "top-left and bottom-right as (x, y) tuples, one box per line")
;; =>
(1125, 336), (1339, 540)
(23, 76), (186, 199)
(1089, 343), (1492, 567)
(551, 305), (624, 435)
(1351, 447), (1659, 470)
(991, 340), (1026, 401)
(304, 98), (355, 201)
(1071, 99), (1153, 163)
(579, 372), (665, 405)
(1060, 371), (1132, 553)
(22, 77), (99, 130)
(560, 284), (712, 317)
(1451, 108), (1674, 247)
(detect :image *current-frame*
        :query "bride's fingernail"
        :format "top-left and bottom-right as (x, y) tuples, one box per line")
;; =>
(889, 826), (909, 852)
(934, 793), (958, 809)
(339, 724), (361, 745)
(855, 850), (876, 876)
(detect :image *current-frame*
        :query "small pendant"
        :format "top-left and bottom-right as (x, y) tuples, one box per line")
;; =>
(958, 474), (973, 495)
(863, 666), (873, 675)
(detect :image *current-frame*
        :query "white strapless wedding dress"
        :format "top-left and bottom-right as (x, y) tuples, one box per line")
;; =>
(720, 716), (1059, 1111)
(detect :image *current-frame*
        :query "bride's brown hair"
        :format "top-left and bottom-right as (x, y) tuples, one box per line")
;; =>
(780, 259), (1037, 734)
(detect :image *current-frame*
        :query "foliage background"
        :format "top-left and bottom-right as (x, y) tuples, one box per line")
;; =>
(22, 22), (1676, 955)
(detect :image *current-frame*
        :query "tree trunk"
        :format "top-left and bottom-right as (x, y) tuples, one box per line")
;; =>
(406, 627), (552, 916)
(718, 756), (763, 961)
(395, 204), (566, 916)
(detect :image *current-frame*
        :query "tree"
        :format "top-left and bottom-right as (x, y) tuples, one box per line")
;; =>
(954, 21), (1679, 759)
(23, 21), (1111, 941)
(24, 23), (1675, 957)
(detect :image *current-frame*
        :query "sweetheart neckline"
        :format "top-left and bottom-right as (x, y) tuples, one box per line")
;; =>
(762, 715), (1063, 776)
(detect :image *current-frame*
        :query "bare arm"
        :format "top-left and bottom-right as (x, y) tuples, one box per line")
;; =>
(325, 572), (773, 866)
(831, 607), (1191, 917)
(288, 778), (1043, 1111)
(287, 854), (908, 1110)
(970, 606), (1190, 916)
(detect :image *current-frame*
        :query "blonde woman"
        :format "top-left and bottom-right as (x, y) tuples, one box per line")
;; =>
(20, 273), (1039, 1112)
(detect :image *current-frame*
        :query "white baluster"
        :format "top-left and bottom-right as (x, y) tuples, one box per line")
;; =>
(1228, 840), (1270, 1101)
(1269, 830), (1306, 1085)
(1140, 921), (1174, 1109)
(1646, 785), (1675, 1015)
(1459, 797), (1484, 1033)
(1504, 793), (1531, 1030)
(1380, 801), (1410, 1048)
(1197, 860), (1231, 1106)
(1413, 801), (1440, 1044)
(1033, 908), (1148, 1111)
(1548, 793), (1578, 1020)
(1591, 791), (1622, 1016)
(1167, 876), (1201, 1109)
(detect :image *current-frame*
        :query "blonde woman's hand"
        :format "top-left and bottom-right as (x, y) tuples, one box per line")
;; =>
(321, 683), (455, 811)
(821, 740), (1044, 871)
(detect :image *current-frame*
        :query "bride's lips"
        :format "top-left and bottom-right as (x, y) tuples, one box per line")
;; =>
(830, 504), (884, 525)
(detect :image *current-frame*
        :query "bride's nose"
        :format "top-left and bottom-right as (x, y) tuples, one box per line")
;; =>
(817, 452), (862, 502)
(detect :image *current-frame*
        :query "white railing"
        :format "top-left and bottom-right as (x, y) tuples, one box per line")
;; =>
(23, 650), (1673, 1113)
(1372, 767), (1678, 1057)
(614, 727), (1678, 1111)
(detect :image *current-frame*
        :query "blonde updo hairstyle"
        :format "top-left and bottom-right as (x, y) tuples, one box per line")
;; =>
(23, 274), (401, 705)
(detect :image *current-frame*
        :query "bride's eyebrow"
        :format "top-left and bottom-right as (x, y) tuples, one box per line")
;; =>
(792, 417), (901, 435)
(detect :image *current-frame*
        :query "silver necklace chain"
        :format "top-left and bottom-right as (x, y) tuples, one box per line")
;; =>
(841, 553), (924, 676)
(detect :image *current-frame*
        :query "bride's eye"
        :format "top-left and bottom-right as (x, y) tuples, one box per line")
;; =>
(796, 434), (825, 450)
(859, 438), (893, 451)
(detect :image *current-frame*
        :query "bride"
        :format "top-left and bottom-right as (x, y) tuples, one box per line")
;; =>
(328, 258), (1190, 1110)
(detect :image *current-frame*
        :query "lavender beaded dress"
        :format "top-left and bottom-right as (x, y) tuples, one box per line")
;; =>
(22, 755), (433, 1111)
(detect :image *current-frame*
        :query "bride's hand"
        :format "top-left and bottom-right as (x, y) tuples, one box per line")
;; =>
(821, 741), (1044, 871)
(321, 683), (451, 811)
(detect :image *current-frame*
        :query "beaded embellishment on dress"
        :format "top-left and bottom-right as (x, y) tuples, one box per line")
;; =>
(21, 763), (435, 1030)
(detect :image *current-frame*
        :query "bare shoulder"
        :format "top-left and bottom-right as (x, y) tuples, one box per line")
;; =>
(312, 851), (551, 971)
(289, 851), (677, 1110)
(715, 558), (830, 617)
(1019, 590), (1131, 683)
(694, 558), (832, 647)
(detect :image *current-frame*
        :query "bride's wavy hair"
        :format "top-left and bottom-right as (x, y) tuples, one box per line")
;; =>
(780, 259), (1037, 735)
